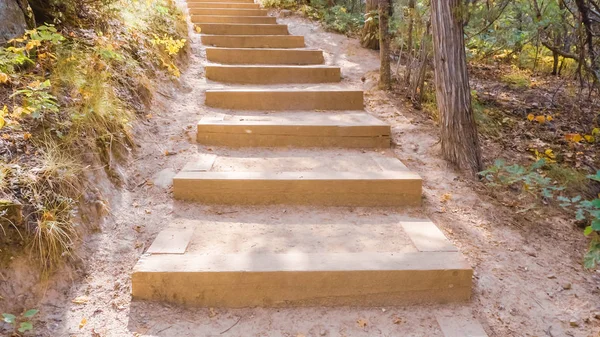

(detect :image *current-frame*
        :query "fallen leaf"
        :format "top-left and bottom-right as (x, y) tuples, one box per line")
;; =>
(195, 26), (202, 33)
(72, 296), (89, 305)
(23, 132), (31, 140)
(535, 115), (546, 123)
(527, 113), (535, 121)
(546, 115), (553, 121)
(356, 318), (368, 328)
(565, 133), (582, 143)
(392, 316), (402, 324)
(440, 193), (452, 203)
(0, 72), (8, 84)
(584, 135), (595, 143)
(145, 114), (153, 119)
(79, 317), (87, 329)
(208, 307), (218, 318)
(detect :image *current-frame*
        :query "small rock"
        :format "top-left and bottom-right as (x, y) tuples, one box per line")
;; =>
(547, 274), (557, 279)
(563, 283), (572, 290)
(319, 329), (327, 336)
(569, 319), (579, 327)
(279, 9), (292, 17)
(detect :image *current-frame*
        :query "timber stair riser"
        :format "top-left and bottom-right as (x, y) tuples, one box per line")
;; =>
(198, 23), (289, 35)
(132, 252), (472, 307)
(191, 15), (277, 24)
(188, 0), (256, 2)
(173, 172), (422, 207)
(196, 113), (390, 148)
(205, 65), (341, 84)
(205, 90), (364, 110)
(202, 35), (305, 48)
(187, 2), (260, 8)
(206, 48), (324, 65)
(189, 8), (268, 16)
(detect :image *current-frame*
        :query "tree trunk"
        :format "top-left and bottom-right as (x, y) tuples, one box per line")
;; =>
(430, 0), (483, 174)
(378, 0), (391, 89)
(360, 0), (379, 49)
(404, 0), (415, 85)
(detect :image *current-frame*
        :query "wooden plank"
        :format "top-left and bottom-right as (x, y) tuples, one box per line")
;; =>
(146, 228), (194, 254)
(205, 89), (363, 110)
(181, 154), (217, 172)
(132, 251), (472, 307)
(202, 35), (304, 48)
(173, 170), (422, 206)
(206, 47), (324, 64)
(191, 15), (277, 24)
(401, 221), (458, 252)
(205, 65), (340, 84)
(189, 8), (268, 16)
(198, 23), (288, 35)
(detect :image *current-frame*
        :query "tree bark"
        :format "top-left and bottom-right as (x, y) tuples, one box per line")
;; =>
(404, 0), (415, 85)
(360, 0), (379, 49)
(430, 0), (483, 174)
(378, 0), (391, 89)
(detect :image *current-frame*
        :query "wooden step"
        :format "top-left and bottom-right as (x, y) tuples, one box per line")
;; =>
(191, 15), (277, 24)
(132, 216), (471, 307)
(199, 23), (288, 35)
(205, 65), (340, 84)
(202, 35), (304, 48)
(189, 8), (268, 16)
(206, 47), (324, 64)
(172, 152), (421, 206)
(188, 0), (255, 2)
(196, 112), (390, 148)
(205, 89), (363, 110)
(188, 2), (260, 8)
(133, 251), (471, 307)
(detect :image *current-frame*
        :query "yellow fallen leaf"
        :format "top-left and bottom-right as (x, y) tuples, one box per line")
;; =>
(544, 148), (556, 159)
(0, 72), (8, 84)
(527, 113), (535, 121)
(592, 128), (600, 136)
(535, 115), (546, 123)
(23, 132), (31, 140)
(195, 26), (202, 33)
(357, 318), (368, 328)
(584, 135), (595, 143)
(0, 105), (7, 129)
(440, 193), (452, 203)
(565, 133), (582, 143)
(79, 317), (87, 329)
(208, 307), (218, 318)
(546, 115), (553, 121)
(72, 295), (89, 304)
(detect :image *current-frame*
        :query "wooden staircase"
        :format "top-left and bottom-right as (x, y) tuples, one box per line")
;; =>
(131, 0), (473, 308)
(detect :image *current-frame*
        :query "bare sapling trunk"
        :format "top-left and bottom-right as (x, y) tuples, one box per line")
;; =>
(430, 0), (483, 174)
(378, 0), (391, 89)
(404, 0), (415, 85)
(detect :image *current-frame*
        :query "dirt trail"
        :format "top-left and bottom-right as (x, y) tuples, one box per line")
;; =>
(30, 5), (600, 337)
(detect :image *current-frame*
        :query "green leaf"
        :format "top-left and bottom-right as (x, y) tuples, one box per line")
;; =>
(18, 321), (33, 332)
(23, 309), (38, 318)
(592, 219), (600, 231)
(584, 226), (594, 236)
(2, 313), (16, 324)
(587, 170), (600, 182)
